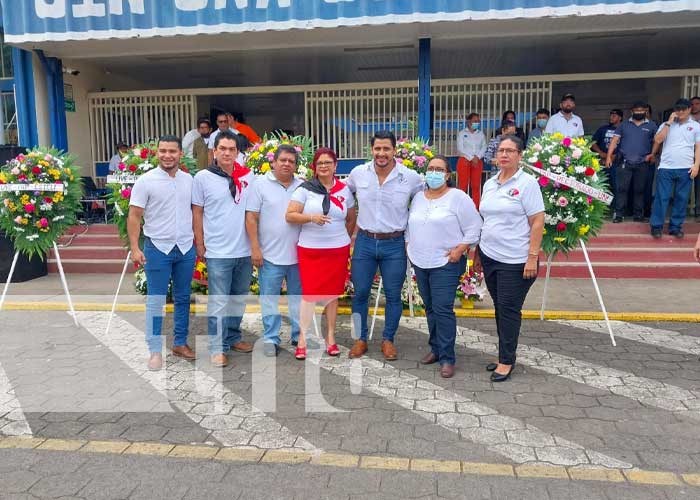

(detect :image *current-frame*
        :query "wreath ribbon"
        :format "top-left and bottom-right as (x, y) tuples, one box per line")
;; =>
(526, 163), (613, 206)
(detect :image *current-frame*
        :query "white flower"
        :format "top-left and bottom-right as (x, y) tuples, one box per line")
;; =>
(40, 202), (53, 212)
(10, 167), (20, 175)
(139, 162), (153, 171)
(52, 215), (65, 222)
(115, 204), (124, 217)
(132, 148), (141, 156)
(26, 234), (39, 241)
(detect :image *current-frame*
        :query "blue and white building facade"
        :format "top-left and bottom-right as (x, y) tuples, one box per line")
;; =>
(1, 0), (700, 175)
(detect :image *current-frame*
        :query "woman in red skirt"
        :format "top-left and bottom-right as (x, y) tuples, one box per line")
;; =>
(286, 148), (357, 359)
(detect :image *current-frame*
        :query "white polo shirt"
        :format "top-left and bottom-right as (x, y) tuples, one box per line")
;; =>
(346, 161), (423, 233)
(479, 169), (545, 264)
(656, 119), (700, 170)
(545, 111), (584, 138)
(407, 189), (482, 269)
(290, 183), (355, 249)
(129, 167), (193, 255)
(246, 172), (303, 266)
(192, 169), (255, 259)
(456, 128), (487, 160)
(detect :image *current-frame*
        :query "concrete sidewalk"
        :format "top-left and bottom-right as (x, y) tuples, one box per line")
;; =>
(1, 273), (697, 316)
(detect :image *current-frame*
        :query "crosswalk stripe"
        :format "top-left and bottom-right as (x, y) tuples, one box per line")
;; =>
(75, 311), (316, 451)
(556, 319), (700, 357)
(0, 361), (31, 436)
(241, 314), (632, 469)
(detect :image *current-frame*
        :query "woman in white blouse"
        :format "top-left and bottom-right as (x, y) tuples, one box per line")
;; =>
(407, 155), (482, 378)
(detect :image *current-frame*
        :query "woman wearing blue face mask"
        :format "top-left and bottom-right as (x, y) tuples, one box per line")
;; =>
(407, 155), (482, 378)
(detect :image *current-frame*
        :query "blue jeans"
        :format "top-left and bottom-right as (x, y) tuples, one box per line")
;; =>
(413, 257), (466, 366)
(351, 232), (407, 342)
(143, 240), (196, 354)
(258, 260), (301, 345)
(650, 168), (692, 232)
(206, 257), (252, 354)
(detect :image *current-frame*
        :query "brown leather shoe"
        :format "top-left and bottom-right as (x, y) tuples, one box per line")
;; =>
(381, 340), (397, 361)
(147, 353), (162, 371)
(420, 352), (438, 365)
(348, 340), (368, 359)
(172, 345), (196, 360)
(211, 353), (228, 367)
(440, 364), (455, 378)
(231, 341), (254, 353)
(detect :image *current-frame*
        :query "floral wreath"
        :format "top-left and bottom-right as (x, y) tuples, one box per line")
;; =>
(394, 138), (434, 174)
(0, 148), (82, 259)
(246, 132), (314, 179)
(523, 133), (610, 255)
(107, 140), (197, 243)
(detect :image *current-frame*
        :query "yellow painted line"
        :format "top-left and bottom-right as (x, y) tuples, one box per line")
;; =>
(2, 301), (698, 322)
(0, 436), (697, 487)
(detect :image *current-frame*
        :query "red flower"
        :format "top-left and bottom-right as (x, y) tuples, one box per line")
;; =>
(180, 166), (189, 174)
(24, 204), (35, 214)
(193, 270), (202, 280)
(560, 184), (570, 191)
(140, 149), (149, 159)
(44, 197), (53, 203)
(562, 138), (572, 147)
(31, 166), (42, 174)
(128, 164), (137, 172)
(556, 222), (567, 232)
(538, 176), (550, 187)
(534, 161), (543, 169)
(585, 167), (595, 176)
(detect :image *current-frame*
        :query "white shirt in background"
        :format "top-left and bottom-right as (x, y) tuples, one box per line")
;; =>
(290, 183), (355, 249)
(656, 119), (700, 170)
(456, 128), (487, 160)
(182, 129), (200, 157)
(129, 167), (194, 255)
(407, 189), (482, 269)
(545, 111), (584, 138)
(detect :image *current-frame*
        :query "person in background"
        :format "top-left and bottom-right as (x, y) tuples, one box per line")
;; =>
(408, 155), (482, 378)
(545, 93), (584, 137)
(691, 96), (700, 221)
(108, 141), (129, 173)
(127, 136), (196, 370)
(189, 119), (212, 171)
(182, 118), (210, 157)
(455, 113), (487, 208)
(592, 109), (623, 197)
(526, 108), (550, 145)
(484, 121), (517, 170)
(606, 102), (658, 222)
(231, 113), (261, 145)
(501, 110), (526, 142)
(286, 148), (357, 360)
(473, 135), (545, 382)
(650, 98), (700, 239)
(246, 145), (304, 357)
(644, 102), (657, 218)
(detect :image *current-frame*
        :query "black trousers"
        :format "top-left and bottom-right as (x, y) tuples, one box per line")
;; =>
(479, 249), (536, 365)
(615, 161), (648, 219)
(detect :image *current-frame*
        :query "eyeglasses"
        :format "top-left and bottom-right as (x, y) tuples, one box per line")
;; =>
(316, 161), (335, 167)
(426, 167), (448, 173)
(496, 148), (520, 156)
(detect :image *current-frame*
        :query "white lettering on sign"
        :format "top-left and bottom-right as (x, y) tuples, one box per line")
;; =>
(109, 0), (145, 15)
(107, 174), (138, 184)
(35, 0), (66, 18)
(175, 0), (208, 10)
(72, 0), (105, 17)
(0, 184), (65, 192)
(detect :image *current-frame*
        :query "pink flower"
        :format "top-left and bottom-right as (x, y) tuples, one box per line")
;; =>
(562, 138), (572, 147)
(121, 189), (131, 199)
(13, 216), (22, 224)
(16, 154), (25, 162)
(24, 204), (35, 213)
(557, 196), (568, 207)
(266, 152), (275, 161)
(533, 143), (543, 152)
(118, 163), (126, 171)
(415, 156), (426, 166)
(39, 218), (48, 228)
(587, 196), (592, 204)
(538, 176), (550, 187)
(294, 146), (302, 153)
(549, 155), (561, 166)
(571, 148), (582, 159)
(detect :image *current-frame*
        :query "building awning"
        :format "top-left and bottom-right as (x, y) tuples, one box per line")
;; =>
(2, 0), (699, 44)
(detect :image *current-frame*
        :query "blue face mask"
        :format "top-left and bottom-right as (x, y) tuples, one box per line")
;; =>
(425, 171), (447, 189)
(537, 119), (548, 128)
(471, 122), (481, 131)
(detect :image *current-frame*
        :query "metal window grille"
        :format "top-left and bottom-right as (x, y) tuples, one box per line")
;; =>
(681, 75), (700, 98)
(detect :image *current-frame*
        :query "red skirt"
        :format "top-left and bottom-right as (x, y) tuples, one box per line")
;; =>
(297, 245), (350, 299)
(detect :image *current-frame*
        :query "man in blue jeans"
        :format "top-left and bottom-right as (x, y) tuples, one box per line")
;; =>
(193, 131), (255, 367)
(128, 135), (196, 371)
(650, 99), (700, 239)
(246, 145), (303, 357)
(346, 131), (423, 360)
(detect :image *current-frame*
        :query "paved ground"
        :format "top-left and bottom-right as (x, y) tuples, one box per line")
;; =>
(1, 310), (700, 499)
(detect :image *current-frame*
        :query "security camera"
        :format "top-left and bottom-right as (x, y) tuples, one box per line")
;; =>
(63, 67), (80, 76)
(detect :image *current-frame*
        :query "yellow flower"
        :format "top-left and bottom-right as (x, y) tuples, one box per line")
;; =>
(261, 162), (271, 173)
(52, 192), (64, 203)
(425, 151), (434, 158)
(592, 158), (600, 170)
(553, 237), (566, 242)
(552, 132), (564, 140)
(64, 168), (71, 175)
(0, 173), (6, 183)
(542, 228), (547, 235)
(574, 138), (586, 147)
(39, 160), (49, 167)
(567, 167), (574, 174)
(20, 195), (30, 205)
(403, 160), (414, 168)
(250, 152), (260, 160)
(21, 218), (28, 225)
(578, 225), (590, 236)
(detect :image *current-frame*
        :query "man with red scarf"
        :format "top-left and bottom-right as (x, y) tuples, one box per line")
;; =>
(192, 131), (255, 367)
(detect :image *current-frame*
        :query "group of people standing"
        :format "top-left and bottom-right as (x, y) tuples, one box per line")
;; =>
(128, 130), (544, 382)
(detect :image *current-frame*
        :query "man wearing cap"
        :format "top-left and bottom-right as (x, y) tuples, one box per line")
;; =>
(545, 94), (584, 138)
(650, 98), (700, 239)
(606, 102), (659, 223)
(592, 109), (623, 197)
(108, 141), (129, 173)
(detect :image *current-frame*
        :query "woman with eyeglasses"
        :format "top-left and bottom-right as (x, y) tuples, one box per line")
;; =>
(473, 135), (545, 382)
(286, 148), (357, 360)
(407, 155), (482, 378)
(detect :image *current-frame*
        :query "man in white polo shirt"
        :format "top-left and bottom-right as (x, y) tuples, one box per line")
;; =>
(346, 130), (423, 360)
(193, 131), (255, 367)
(246, 144), (304, 357)
(128, 135), (196, 371)
(545, 93), (584, 138)
(650, 98), (700, 239)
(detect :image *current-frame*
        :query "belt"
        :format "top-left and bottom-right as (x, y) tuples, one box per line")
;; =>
(359, 229), (404, 240)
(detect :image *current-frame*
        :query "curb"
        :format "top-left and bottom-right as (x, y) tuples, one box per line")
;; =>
(1, 302), (698, 322)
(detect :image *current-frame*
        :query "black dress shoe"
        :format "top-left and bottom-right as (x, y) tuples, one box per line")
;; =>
(669, 230), (684, 239)
(491, 366), (514, 382)
(651, 228), (662, 239)
(613, 216), (623, 223)
(486, 362), (498, 372)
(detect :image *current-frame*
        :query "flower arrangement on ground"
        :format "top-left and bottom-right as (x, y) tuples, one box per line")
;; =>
(107, 140), (197, 242)
(523, 133), (610, 254)
(393, 138), (434, 174)
(191, 257), (208, 295)
(246, 132), (314, 179)
(0, 148), (82, 259)
(456, 260), (485, 303)
(401, 268), (424, 310)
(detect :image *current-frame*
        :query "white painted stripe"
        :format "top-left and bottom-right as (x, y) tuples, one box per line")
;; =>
(0, 361), (32, 437)
(242, 314), (631, 468)
(75, 311), (316, 451)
